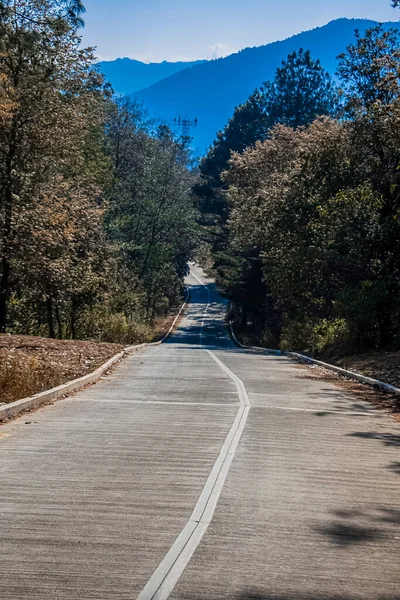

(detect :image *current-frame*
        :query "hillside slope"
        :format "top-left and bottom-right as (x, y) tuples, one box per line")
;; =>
(134, 19), (400, 154)
(98, 58), (206, 95)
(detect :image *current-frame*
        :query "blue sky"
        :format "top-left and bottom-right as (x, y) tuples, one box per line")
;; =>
(81, 0), (398, 62)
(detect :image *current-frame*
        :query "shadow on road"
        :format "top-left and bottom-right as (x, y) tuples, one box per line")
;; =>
(312, 505), (400, 548)
(313, 521), (384, 546)
(347, 431), (400, 447)
(388, 461), (400, 474)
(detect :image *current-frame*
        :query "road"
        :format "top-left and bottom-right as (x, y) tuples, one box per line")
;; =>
(0, 264), (399, 600)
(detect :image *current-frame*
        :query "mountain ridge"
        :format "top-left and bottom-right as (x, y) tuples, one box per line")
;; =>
(130, 18), (400, 154)
(98, 57), (206, 95)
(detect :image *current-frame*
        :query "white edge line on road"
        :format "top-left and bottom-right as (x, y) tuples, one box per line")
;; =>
(189, 269), (211, 342)
(125, 288), (189, 352)
(136, 350), (251, 600)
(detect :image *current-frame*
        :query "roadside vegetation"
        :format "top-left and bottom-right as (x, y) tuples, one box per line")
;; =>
(196, 25), (400, 362)
(1, 0), (400, 404)
(0, 334), (123, 404)
(0, 0), (197, 347)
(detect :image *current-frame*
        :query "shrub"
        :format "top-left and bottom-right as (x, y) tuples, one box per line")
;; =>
(76, 307), (153, 345)
(0, 356), (59, 404)
(280, 317), (350, 356)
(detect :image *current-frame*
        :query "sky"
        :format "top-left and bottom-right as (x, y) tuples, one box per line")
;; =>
(80, 0), (398, 63)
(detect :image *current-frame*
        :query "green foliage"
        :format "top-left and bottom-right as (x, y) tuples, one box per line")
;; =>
(262, 48), (338, 129)
(76, 306), (153, 345)
(195, 48), (339, 337)
(337, 25), (400, 116)
(280, 318), (350, 355)
(201, 89), (268, 187)
(199, 26), (400, 355)
(0, 1), (197, 343)
(105, 98), (198, 322)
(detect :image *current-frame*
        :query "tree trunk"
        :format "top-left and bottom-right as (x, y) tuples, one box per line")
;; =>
(241, 306), (248, 328)
(0, 257), (10, 332)
(70, 296), (77, 339)
(46, 296), (55, 339)
(378, 311), (392, 349)
(0, 184), (13, 332)
(0, 118), (18, 332)
(55, 301), (63, 339)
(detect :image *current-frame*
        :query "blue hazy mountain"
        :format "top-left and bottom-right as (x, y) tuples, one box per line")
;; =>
(132, 19), (400, 155)
(98, 58), (206, 95)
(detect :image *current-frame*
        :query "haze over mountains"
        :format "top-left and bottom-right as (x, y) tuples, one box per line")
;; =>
(98, 58), (206, 95)
(99, 18), (400, 154)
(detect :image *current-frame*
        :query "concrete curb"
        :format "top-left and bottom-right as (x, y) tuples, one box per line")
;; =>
(0, 352), (124, 422)
(286, 351), (400, 397)
(0, 291), (189, 423)
(229, 319), (400, 397)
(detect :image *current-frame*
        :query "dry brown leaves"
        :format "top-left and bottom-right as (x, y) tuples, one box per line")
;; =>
(334, 351), (400, 388)
(296, 362), (400, 422)
(151, 302), (187, 342)
(0, 334), (123, 405)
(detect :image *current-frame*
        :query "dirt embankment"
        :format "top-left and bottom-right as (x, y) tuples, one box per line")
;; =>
(0, 298), (187, 406)
(332, 352), (400, 389)
(0, 335), (123, 405)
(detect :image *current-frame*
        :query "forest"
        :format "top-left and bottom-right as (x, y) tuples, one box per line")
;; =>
(0, 0), (197, 344)
(1, 0), (400, 358)
(196, 25), (400, 355)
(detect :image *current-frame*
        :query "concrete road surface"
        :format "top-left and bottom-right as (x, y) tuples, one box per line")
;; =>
(0, 265), (399, 600)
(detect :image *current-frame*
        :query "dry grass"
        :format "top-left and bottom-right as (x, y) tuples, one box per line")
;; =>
(151, 308), (185, 342)
(0, 334), (123, 405)
(0, 303), (186, 406)
(0, 356), (60, 404)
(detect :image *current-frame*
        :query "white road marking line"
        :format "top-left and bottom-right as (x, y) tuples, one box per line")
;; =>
(206, 351), (250, 409)
(136, 351), (251, 600)
(190, 270), (211, 343)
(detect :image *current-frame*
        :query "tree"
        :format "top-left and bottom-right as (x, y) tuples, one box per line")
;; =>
(262, 48), (338, 129)
(0, 0), (87, 27)
(219, 27), (400, 352)
(200, 48), (337, 192)
(105, 98), (198, 321)
(63, 0), (86, 27)
(337, 26), (400, 347)
(337, 25), (400, 116)
(15, 174), (110, 338)
(226, 117), (387, 351)
(200, 89), (268, 187)
(194, 89), (268, 257)
(195, 48), (338, 332)
(0, 0), (107, 332)
(197, 47), (337, 232)
(0, 2), (200, 343)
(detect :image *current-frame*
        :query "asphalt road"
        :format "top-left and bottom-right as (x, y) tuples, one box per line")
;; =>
(0, 265), (399, 600)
